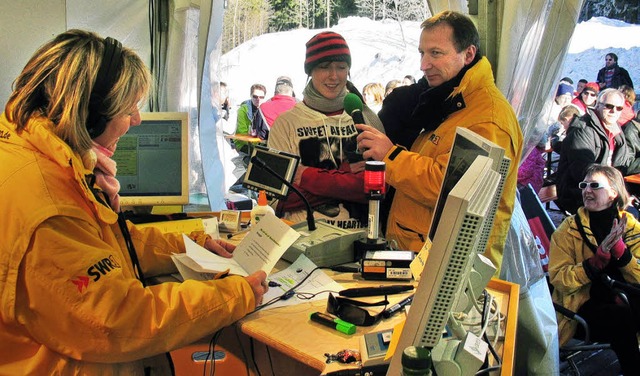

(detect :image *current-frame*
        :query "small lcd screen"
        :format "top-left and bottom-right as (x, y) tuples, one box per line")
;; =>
(243, 146), (299, 199)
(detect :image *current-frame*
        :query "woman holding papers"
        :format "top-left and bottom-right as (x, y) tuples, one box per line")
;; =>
(0, 30), (267, 375)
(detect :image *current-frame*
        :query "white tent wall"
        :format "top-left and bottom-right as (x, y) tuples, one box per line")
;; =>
(0, 1), (67, 107)
(0, 0), (226, 210)
(496, 0), (584, 160)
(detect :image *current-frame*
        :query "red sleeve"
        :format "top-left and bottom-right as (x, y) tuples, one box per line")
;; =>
(276, 186), (335, 213)
(277, 161), (368, 212)
(299, 161), (367, 203)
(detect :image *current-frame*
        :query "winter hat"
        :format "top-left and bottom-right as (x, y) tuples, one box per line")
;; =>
(582, 82), (600, 94)
(304, 31), (351, 75)
(555, 82), (574, 97)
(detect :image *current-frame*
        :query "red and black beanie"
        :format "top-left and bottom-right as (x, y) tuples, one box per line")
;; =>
(304, 31), (351, 75)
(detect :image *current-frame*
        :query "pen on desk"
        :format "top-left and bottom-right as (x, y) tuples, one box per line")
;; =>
(309, 312), (356, 335)
(339, 284), (413, 298)
(382, 294), (414, 318)
(226, 227), (251, 239)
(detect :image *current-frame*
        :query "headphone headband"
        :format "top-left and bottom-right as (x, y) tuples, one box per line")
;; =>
(87, 37), (123, 138)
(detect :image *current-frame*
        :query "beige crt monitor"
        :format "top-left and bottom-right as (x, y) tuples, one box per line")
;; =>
(386, 156), (501, 375)
(112, 112), (190, 208)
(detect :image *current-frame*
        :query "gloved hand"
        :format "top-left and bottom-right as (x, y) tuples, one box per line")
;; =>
(610, 238), (626, 260)
(594, 214), (627, 266)
(588, 246), (611, 270)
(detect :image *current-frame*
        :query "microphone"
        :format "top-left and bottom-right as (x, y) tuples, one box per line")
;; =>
(343, 93), (365, 124)
(250, 156), (316, 231)
(344, 93), (367, 161)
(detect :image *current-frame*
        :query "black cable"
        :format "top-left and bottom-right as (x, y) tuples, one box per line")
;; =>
(204, 330), (222, 376)
(233, 325), (251, 376)
(248, 266), (330, 314)
(249, 337), (263, 376)
(479, 290), (501, 371)
(265, 345), (276, 376)
(148, 0), (155, 110)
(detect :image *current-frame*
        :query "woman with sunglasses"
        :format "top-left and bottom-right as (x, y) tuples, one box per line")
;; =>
(555, 88), (633, 214)
(549, 164), (640, 376)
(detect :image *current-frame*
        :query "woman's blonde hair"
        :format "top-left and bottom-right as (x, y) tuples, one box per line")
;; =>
(584, 164), (630, 210)
(363, 82), (385, 106)
(5, 29), (151, 154)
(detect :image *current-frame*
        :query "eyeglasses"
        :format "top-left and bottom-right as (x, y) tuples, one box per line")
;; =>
(583, 91), (597, 97)
(252, 95), (265, 100)
(326, 293), (388, 326)
(601, 103), (624, 112)
(578, 181), (609, 190)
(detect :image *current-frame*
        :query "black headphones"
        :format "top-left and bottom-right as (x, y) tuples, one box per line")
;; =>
(87, 37), (123, 139)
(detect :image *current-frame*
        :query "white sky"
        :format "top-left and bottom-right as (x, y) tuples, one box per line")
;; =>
(219, 16), (640, 108)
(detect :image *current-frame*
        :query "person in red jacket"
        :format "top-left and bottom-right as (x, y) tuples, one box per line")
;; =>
(251, 76), (297, 140)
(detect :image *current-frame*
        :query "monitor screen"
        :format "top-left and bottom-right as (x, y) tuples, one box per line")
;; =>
(386, 155), (502, 374)
(429, 127), (510, 244)
(112, 112), (189, 207)
(242, 145), (299, 199)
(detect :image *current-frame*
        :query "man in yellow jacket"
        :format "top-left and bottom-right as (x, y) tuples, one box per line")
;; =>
(357, 10), (523, 275)
(0, 30), (267, 375)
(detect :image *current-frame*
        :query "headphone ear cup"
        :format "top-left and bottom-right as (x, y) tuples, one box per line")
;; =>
(87, 37), (122, 139)
(88, 115), (108, 139)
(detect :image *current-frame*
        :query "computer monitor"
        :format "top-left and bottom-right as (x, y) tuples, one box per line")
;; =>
(386, 155), (502, 374)
(429, 127), (510, 250)
(112, 112), (190, 208)
(242, 145), (300, 199)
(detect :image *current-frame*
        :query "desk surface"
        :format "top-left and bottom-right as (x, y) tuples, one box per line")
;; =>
(166, 219), (519, 375)
(237, 272), (519, 375)
(224, 133), (263, 143)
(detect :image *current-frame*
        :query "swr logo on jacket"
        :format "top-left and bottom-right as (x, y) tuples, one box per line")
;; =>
(71, 255), (122, 292)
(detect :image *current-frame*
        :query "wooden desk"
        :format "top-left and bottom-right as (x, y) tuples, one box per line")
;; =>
(224, 133), (264, 144)
(167, 225), (519, 375)
(233, 276), (519, 375)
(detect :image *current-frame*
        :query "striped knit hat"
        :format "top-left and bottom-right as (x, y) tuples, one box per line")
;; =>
(304, 31), (351, 75)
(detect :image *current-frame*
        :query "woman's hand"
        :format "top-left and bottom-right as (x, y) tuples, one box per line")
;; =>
(203, 238), (235, 258)
(245, 271), (268, 306)
(601, 214), (627, 254)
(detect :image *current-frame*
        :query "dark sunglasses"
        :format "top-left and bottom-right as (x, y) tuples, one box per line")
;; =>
(578, 181), (609, 190)
(601, 103), (624, 112)
(582, 91), (597, 97)
(252, 95), (265, 100)
(326, 293), (388, 326)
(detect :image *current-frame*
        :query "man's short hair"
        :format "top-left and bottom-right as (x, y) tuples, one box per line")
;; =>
(274, 76), (294, 96)
(420, 10), (481, 57)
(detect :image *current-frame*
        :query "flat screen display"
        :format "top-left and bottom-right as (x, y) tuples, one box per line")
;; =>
(242, 145), (299, 199)
(112, 112), (189, 207)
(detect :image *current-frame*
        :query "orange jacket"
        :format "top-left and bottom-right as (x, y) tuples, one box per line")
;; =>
(0, 113), (255, 374)
(383, 57), (523, 275)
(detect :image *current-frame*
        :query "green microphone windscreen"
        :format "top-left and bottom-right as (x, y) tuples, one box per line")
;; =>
(343, 93), (364, 115)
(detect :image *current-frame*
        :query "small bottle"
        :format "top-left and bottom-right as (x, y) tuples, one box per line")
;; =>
(250, 190), (274, 225)
(401, 346), (432, 376)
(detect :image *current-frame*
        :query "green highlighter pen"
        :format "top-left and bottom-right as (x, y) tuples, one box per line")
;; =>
(309, 312), (356, 335)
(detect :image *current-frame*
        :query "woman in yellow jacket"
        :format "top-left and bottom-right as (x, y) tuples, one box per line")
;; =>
(0, 30), (268, 375)
(549, 164), (640, 375)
